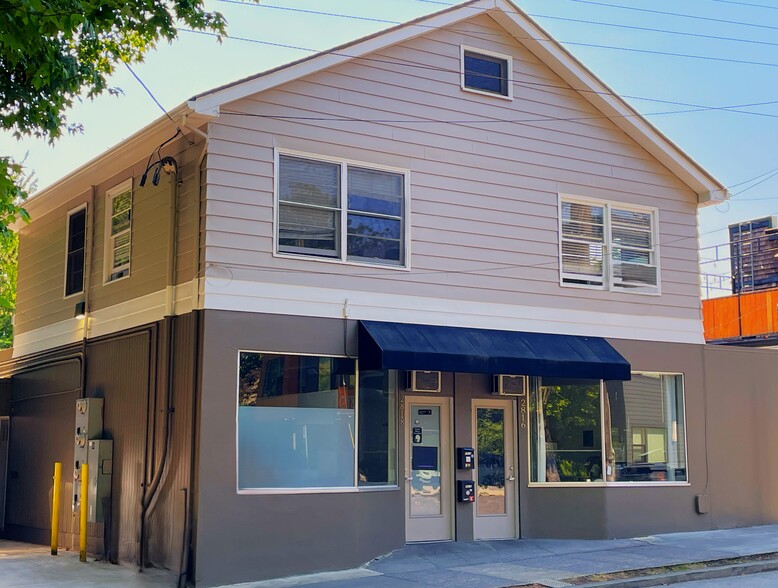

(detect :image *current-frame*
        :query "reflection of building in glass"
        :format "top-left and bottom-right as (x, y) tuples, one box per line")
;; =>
(729, 216), (778, 294)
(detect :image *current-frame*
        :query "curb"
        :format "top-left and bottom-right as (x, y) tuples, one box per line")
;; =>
(572, 557), (778, 587)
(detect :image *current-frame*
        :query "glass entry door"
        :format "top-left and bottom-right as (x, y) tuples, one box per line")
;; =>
(472, 398), (518, 540)
(404, 397), (453, 542)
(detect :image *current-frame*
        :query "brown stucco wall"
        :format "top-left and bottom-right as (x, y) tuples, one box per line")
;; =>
(194, 311), (404, 588)
(194, 310), (778, 585)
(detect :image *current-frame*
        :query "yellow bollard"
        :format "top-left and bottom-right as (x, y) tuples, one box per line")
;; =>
(79, 462), (88, 563)
(51, 462), (61, 555)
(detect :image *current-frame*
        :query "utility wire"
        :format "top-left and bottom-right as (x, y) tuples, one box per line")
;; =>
(123, 62), (194, 145)
(182, 28), (778, 121)
(705, 0), (778, 10)
(562, 0), (778, 33)
(224, 0), (778, 52)
(533, 13), (778, 50)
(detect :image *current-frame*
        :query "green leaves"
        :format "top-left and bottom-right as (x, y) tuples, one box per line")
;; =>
(0, 0), (227, 144)
(0, 232), (18, 349)
(0, 0), (233, 348)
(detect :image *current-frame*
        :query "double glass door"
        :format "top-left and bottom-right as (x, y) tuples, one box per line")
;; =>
(402, 396), (518, 542)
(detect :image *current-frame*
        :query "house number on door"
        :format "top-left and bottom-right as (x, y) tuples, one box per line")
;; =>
(520, 398), (527, 429)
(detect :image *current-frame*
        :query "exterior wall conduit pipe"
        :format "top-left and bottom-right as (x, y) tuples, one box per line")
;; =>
(141, 151), (181, 569)
(140, 316), (176, 570)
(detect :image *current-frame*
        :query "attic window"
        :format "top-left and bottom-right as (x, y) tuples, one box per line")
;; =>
(461, 47), (512, 99)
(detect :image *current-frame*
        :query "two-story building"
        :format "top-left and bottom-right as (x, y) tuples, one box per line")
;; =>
(4, 1), (778, 586)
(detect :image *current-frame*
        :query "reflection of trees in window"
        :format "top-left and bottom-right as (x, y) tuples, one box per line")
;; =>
(477, 409), (505, 487)
(532, 379), (602, 483)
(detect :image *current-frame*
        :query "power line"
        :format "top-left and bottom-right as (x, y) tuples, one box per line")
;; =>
(123, 62), (194, 144)
(124, 62), (178, 127)
(704, 0), (778, 10)
(181, 28), (778, 121)
(218, 107), (774, 126)
(564, 0), (778, 33)
(532, 13), (778, 50)
(222, 0), (778, 69)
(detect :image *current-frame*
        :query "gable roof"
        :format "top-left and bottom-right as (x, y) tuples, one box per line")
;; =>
(188, 0), (729, 205)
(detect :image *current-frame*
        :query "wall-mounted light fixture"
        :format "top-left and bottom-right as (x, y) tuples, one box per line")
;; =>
(74, 301), (86, 320)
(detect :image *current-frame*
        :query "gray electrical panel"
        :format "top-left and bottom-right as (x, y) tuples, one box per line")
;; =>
(73, 398), (104, 511)
(87, 440), (113, 523)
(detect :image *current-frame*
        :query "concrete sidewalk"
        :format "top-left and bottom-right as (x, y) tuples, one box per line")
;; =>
(0, 540), (175, 587)
(5, 525), (778, 587)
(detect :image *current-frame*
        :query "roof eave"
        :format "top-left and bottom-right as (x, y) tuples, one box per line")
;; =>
(13, 105), (213, 230)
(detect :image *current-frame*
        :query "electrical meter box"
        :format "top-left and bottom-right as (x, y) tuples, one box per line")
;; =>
(73, 398), (104, 511)
(457, 480), (475, 503)
(87, 440), (113, 523)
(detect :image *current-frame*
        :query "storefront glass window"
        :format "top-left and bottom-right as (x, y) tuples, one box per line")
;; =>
(358, 370), (397, 486)
(530, 378), (603, 483)
(605, 374), (687, 482)
(237, 353), (356, 489)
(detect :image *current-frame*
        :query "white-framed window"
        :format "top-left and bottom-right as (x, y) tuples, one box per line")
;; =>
(64, 204), (87, 298)
(460, 45), (513, 100)
(104, 179), (133, 283)
(529, 373), (687, 486)
(559, 195), (660, 295)
(237, 351), (398, 492)
(275, 151), (408, 267)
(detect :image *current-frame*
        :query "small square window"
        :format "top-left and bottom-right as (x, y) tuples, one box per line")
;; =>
(462, 48), (511, 98)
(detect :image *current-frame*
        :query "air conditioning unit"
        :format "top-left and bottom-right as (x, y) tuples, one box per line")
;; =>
(493, 375), (528, 396)
(407, 370), (442, 393)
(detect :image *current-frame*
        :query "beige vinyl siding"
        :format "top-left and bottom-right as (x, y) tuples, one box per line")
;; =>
(202, 15), (701, 323)
(14, 136), (203, 336)
(202, 16), (702, 322)
(16, 191), (92, 331)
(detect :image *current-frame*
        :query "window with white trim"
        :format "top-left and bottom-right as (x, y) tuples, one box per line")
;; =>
(277, 154), (406, 266)
(529, 373), (687, 485)
(560, 196), (659, 294)
(237, 352), (398, 491)
(105, 181), (132, 282)
(65, 206), (87, 297)
(461, 47), (512, 98)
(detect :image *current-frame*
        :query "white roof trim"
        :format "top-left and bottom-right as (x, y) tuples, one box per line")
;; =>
(190, 0), (492, 115)
(491, 0), (728, 205)
(188, 0), (727, 204)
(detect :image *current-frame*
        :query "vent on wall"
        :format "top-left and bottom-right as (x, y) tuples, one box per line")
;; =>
(493, 375), (528, 396)
(407, 371), (442, 393)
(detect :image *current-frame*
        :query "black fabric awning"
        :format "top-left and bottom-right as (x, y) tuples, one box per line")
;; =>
(358, 321), (631, 381)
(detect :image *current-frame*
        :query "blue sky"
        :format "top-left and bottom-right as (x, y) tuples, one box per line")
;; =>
(3, 0), (778, 272)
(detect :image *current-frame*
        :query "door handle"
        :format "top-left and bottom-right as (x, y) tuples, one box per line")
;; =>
(405, 476), (413, 482)
(507, 475), (516, 482)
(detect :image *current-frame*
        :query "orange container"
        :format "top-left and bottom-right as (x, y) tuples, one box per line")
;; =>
(703, 289), (778, 341)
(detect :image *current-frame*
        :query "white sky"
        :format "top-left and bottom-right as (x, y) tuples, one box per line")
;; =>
(3, 0), (778, 272)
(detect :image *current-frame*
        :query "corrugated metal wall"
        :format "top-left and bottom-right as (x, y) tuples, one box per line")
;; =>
(147, 312), (199, 572)
(0, 379), (10, 416)
(3, 314), (199, 575)
(86, 329), (155, 564)
(5, 359), (81, 544)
